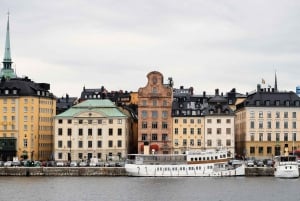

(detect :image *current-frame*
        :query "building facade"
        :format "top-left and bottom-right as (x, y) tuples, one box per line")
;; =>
(137, 71), (173, 154)
(0, 15), (56, 161)
(235, 84), (300, 159)
(54, 99), (129, 162)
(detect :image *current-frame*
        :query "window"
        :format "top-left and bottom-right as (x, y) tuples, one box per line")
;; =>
(162, 111), (168, 118)
(207, 140), (212, 146)
(78, 153), (83, 159)
(190, 139), (194, 146)
(58, 128), (63, 136)
(217, 139), (222, 146)
(197, 128), (201, 135)
(67, 128), (72, 136)
(207, 119), (212, 123)
(259, 121), (263, 129)
(98, 119), (102, 124)
(276, 133), (280, 141)
(207, 128), (212, 134)
(284, 121), (288, 129)
(267, 133), (271, 141)
(284, 133), (288, 141)
(226, 119), (231, 124)
(183, 128), (187, 134)
(117, 140), (122, 148)
(67, 140), (72, 148)
(226, 139), (231, 146)
(58, 140), (62, 148)
(58, 153), (62, 159)
(267, 147), (272, 154)
(109, 128), (113, 136)
(174, 119), (178, 124)
(79, 119), (83, 124)
(276, 121), (280, 129)
(152, 111), (158, 118)
(226, 128), (231, 134)
(23, 139), (28, 148)
(153, 100), (157, 106)
(118, 128), (122, 136)
(108, 140), (113, 147)
(292, 112), (296, 118)
(217, 119), (221, 124)
(293, 133), (297, 141)
(162, 134), (168, 141)
(142, 134), (147, 141)
(183, 139), (187, 146)
(190, 128), (194, 134)
(78, 141), (83, 148)
(259, 147), (263, 154)
(88, 141), (92, 148)
(197, 139), (201, 146)
(109, 119), (113, 124)
(250, 111), (255, 118)
(250, 147), (255, 154)
(152, 121), (157, 129)
(58, 119), (63, 124)
(142, 100), (147, 106)
(142, 122), (147, 129)
(152, 134), (157, 141)
(78, 128), (83, 136)
(259, 133), (263, 141)
(162, 122), (168, 129)
(88, 128), (92, 136)
(98, 128), (102, 136)
(142, 111), (147, 119)
(217, 128), (221, 134)
(267, 121), (271, 129)
(174, 139), (178, 146)
(276, 112), (280, 118)
(183, 119), (187, 124)
(67, 119), (72, 124)
(267, 112), (271, 118)
(97, 140), (102, 148)
(190, 119), (194, 124)
(174, 128), (178, 135)
(293, 122), (296, 129)
(284, 112), (288, 118)
(259, 111), (263, 118)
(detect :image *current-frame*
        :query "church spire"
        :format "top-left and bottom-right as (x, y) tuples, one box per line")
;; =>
(1, 12), (16, 78)
(274, 70), (278, 92)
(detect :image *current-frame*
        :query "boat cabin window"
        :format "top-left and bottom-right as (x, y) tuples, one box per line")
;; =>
(215, 156), (218, 160)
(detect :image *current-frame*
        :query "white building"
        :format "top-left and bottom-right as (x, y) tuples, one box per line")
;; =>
(54, 99), (128, 162)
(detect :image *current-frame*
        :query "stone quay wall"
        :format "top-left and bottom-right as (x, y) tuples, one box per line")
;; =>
(0, 167), (127, 176)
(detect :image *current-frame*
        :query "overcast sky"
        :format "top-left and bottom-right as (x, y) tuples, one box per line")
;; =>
(1, 0), (300, 97)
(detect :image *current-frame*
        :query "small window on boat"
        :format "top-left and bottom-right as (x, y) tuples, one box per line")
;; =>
(180, 167), (182, 171)
(196, 166), (198, 170)
(215, 156), (218, 160)
(223, 154), (226, 158)
(183, 167), (185, 170)
(211, 157), (213, 160)
(207, 157), (209, 160)
(160, 167), (162, 171)
(191, 158), (194, 161)
(195, 158), (198, 161)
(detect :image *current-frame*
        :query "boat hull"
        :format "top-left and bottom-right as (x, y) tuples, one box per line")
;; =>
(125, 163), (245, 177)
(274, 165), (299, 178)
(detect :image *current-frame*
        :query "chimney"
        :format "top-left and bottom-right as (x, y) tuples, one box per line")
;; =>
(215, 88), (219, 96)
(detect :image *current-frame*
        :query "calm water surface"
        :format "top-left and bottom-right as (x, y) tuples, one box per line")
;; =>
(0, 176), (299, 201)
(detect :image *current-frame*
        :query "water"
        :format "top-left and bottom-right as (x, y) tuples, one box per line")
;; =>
(0, 176), (299, 201)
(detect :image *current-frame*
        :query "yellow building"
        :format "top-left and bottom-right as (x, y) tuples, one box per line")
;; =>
(0, 15), (56, 161)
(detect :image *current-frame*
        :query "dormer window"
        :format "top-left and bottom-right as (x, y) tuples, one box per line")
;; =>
(285, 100), (290, 106)
(13, 89), (17, 95)
(37, 91), (40, 95)
(256, 100), (260, 106)
(295, 101), (300, 107)
(5, 90), (9, 94)
(265, 100), (270, 106)
(275, 100), (280, 106)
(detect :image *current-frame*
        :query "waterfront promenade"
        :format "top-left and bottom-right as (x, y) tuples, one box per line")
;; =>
(0, 167), (277, 176)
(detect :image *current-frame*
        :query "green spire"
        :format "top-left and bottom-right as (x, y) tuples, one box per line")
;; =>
(1, 12), (16, 79)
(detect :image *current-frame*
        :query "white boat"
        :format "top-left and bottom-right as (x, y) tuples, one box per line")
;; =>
(274, 155), (299, 178)
(125, 149), (245, 177)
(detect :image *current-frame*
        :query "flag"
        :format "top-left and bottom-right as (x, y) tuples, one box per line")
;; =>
(262, 78), (265, 84)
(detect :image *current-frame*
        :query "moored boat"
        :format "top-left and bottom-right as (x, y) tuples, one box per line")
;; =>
(274, 155), (299, 178)
(125, 149), (245, 177)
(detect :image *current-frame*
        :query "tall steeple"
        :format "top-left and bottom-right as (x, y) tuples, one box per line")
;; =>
(274, 71), (278, 92)
(1, 12), (16, 79)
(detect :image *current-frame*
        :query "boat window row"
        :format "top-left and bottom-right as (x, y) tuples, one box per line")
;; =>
(156, 165), (213, 172)
(190, 154), (226, 162)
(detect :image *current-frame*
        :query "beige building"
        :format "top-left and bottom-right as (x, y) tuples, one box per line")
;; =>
(137, 71), (173, 154)
(54, 99), (128, 162)
(235, 85), (300, 159)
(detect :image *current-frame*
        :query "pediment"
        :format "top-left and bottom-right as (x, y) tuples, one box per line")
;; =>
(75, 110), (106, 118)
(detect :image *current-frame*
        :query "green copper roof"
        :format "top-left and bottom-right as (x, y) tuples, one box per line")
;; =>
(1, 13), (16, 79)
(56, 99), (127, 118)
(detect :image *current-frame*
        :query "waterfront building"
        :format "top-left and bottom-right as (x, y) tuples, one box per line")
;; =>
(203, 89), (235, 157)
(235, 84), (300, 159)
(137, 71), (173, 154)
(172, 86), (207, 154)
(0, 15), (56, 161)
(54, 99), (129, 162)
